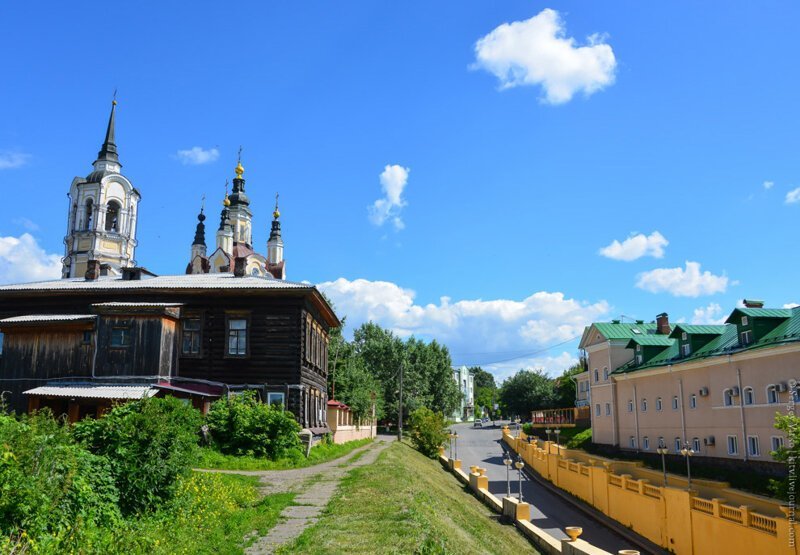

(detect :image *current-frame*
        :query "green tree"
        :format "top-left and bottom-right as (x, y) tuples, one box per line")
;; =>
(769, 413), (799, 500)
(470, 367), (496, 390)
(553, 362), (585, 408)
(352, 322), (406, 422)
(499, 369), (556, 418)
(408, 407), (449, 458)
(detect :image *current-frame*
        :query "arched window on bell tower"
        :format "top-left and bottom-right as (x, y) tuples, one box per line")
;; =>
(105, 201), (120, 232)
(84, 199), (94, 230)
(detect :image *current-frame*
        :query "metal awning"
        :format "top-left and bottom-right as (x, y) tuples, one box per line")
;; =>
(23, 384), (157, 400)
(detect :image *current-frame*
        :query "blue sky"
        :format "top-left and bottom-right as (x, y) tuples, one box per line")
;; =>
(1, 2), (799, 380)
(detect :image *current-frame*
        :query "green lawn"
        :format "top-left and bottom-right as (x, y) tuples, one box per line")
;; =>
(195, 438), (374, 471)
(276, 442), (538, 554)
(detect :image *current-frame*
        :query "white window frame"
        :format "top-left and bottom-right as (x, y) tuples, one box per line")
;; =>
(594, 369), (599, 382)
(643, 436), (650, 450)
(672, 396), (679, 410)
(595, 403), (601, 416)
(628, 400), (634, 412)
(681, 331), (688, 341)
(723, 389), (734, 407)
(747, 435), (760, 457)
(605, 402), (611, 416)
(674, 437), (682, 453)
(656, 397), (663, 411)
(767, 385), (779, 404)
(743, 387), (754, 405)
(603, 367), (609, 380)
(692, 437), (701, 453)
(690, 394), (697, 409)
(727, 435), (738, 455)
(740, 330), (753, 345)
(772, 436), (785, 452)
(741, 316), (749, 326)
(629, 436), (636, 448)
(641, 398), (647, 412)
(681, 343), (691, 357)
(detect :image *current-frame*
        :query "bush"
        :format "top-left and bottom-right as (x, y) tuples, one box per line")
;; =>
(73, 396), (202, 514)
(408, 407), (448, 458)
(0, 410), (121, 550)
(206, 391), (301, 459)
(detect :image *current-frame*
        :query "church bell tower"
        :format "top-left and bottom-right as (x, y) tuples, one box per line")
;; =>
(62, 100), (140, 278)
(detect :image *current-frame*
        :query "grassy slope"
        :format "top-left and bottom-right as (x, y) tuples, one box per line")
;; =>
(195, 438), (374, 470)
(277, 442), (538, 555)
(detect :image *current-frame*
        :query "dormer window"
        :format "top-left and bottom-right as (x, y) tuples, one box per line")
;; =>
(681, 343), (691, 357)
(741, 316), (749, 326)
(740, 330), (753, 345)
(681, 332), (688, 341)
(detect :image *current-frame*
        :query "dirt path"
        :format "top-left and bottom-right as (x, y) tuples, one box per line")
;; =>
(207, 438), (394, 554)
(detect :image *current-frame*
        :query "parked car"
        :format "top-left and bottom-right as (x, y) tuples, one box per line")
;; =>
(473, 419), (483, 427)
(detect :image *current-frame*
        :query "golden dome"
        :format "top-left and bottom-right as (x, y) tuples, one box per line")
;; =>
(223, 195), (231, 207)
(273, 208), (281, 219)
(234, 161), (244, 179)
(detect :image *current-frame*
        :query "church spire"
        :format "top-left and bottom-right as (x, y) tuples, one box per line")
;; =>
(228, 146), (249, 206)
(193, 198), (206, 247)
(96, 95), (119, 164)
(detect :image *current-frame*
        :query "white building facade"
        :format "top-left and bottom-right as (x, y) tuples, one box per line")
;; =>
(452, 365), (474, 422)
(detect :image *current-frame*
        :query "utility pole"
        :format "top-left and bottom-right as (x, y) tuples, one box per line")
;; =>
(398, 359), (404, 441)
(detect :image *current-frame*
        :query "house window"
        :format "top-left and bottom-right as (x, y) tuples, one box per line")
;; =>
(605, 403), (611, 416)
(227, 318), (248, 356)
(743, 387), (754, 405)
(603, 367), (609, 380)
(641, 398), (648, 412)
(727, 435), (738, 455)
(658, 436), (665, 450)
(267, 392), (285, 410)
(681, 343), (691, 357)
(629, 436), (636, 448)
(643, 436), (650, 450)
(681, 332), (688, 341)
(628, 400), (634, 412)
(692, 437), (701, 453)
(672, 396), (679, 410)
(656, 397), (663, 411)
(674, 437), (682, 452)
(767, 385), (779, 404)
(740, 330), (753, 345)
(747, 436), (760, 457)
(110, 326), (131, 347)
(594, 369), (599, 382)
(105, 200), (121, 232)
(181, 318), (202, 355)
(723, 389), (734, 407)
(690, 394), (697, 409)
(741, 316), (749, 326)
(595, 404), (601, 416)
(772, 436), (785, 452)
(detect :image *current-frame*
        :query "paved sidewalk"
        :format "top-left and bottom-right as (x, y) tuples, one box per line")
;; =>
(207, 437), (394, 554)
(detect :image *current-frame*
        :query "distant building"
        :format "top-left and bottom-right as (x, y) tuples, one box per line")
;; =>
(452, 365), (474, 421)
(579, 302), (800, 464)
(574, 370), (590, 407)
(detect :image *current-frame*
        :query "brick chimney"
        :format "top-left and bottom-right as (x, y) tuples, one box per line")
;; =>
(233, 257), (247, 277)
(85, 260), (101, 281)
(656, 312), (671, 335)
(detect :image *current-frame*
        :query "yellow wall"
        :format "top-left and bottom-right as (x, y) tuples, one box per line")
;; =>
(503, 429), (797, 555)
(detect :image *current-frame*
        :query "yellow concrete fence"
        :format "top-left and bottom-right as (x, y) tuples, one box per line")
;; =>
(503, 428), (797, 555)
(437, 448), (624, 555)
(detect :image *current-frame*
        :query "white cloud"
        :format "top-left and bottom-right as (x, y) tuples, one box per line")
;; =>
(473, 8), (616, 104)
(318, 277), (609, 378)
(763, 180), (774, 190)
(485, 352), (578, 383)
(0, 233), (62, 284)
(175, 146), (220, 165)
(784, 303), (800, 309)
(786, 187), (800, 204)
(691, 303), (727, 325)
(368, 165), (409, 230)
(636, 261), (729, 297)
(598, 231), (668, 261)
(12, 217), (40, 232)
(0, 151), (31, 169)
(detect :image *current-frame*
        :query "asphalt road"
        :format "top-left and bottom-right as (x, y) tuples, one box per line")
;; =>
(450, 421), (640, 553)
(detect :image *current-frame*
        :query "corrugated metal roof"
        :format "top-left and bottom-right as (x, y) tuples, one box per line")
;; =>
(728, 308), (794, 320)
(626, 335), (675, 347)
(0, 314), (96, 324)
(669, 324), (729, 337)
(0, 273), (312, 293)
(593, 322), (659, 340)
(23, 385), (157, 399)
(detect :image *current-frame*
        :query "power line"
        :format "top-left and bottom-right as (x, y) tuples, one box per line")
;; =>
(453, 335), (582, 367)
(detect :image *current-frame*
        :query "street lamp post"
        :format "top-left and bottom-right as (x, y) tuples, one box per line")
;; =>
(545, 428), (552, 443)
(448, 430), (453, 459)
(680, 441), (695, 490)
(553, 428), (561, 446)
(515, 456), (525, 502)
(656, 441), (669, 487)
(503, 453), (513, 496)
(453, 431), (459, 461)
